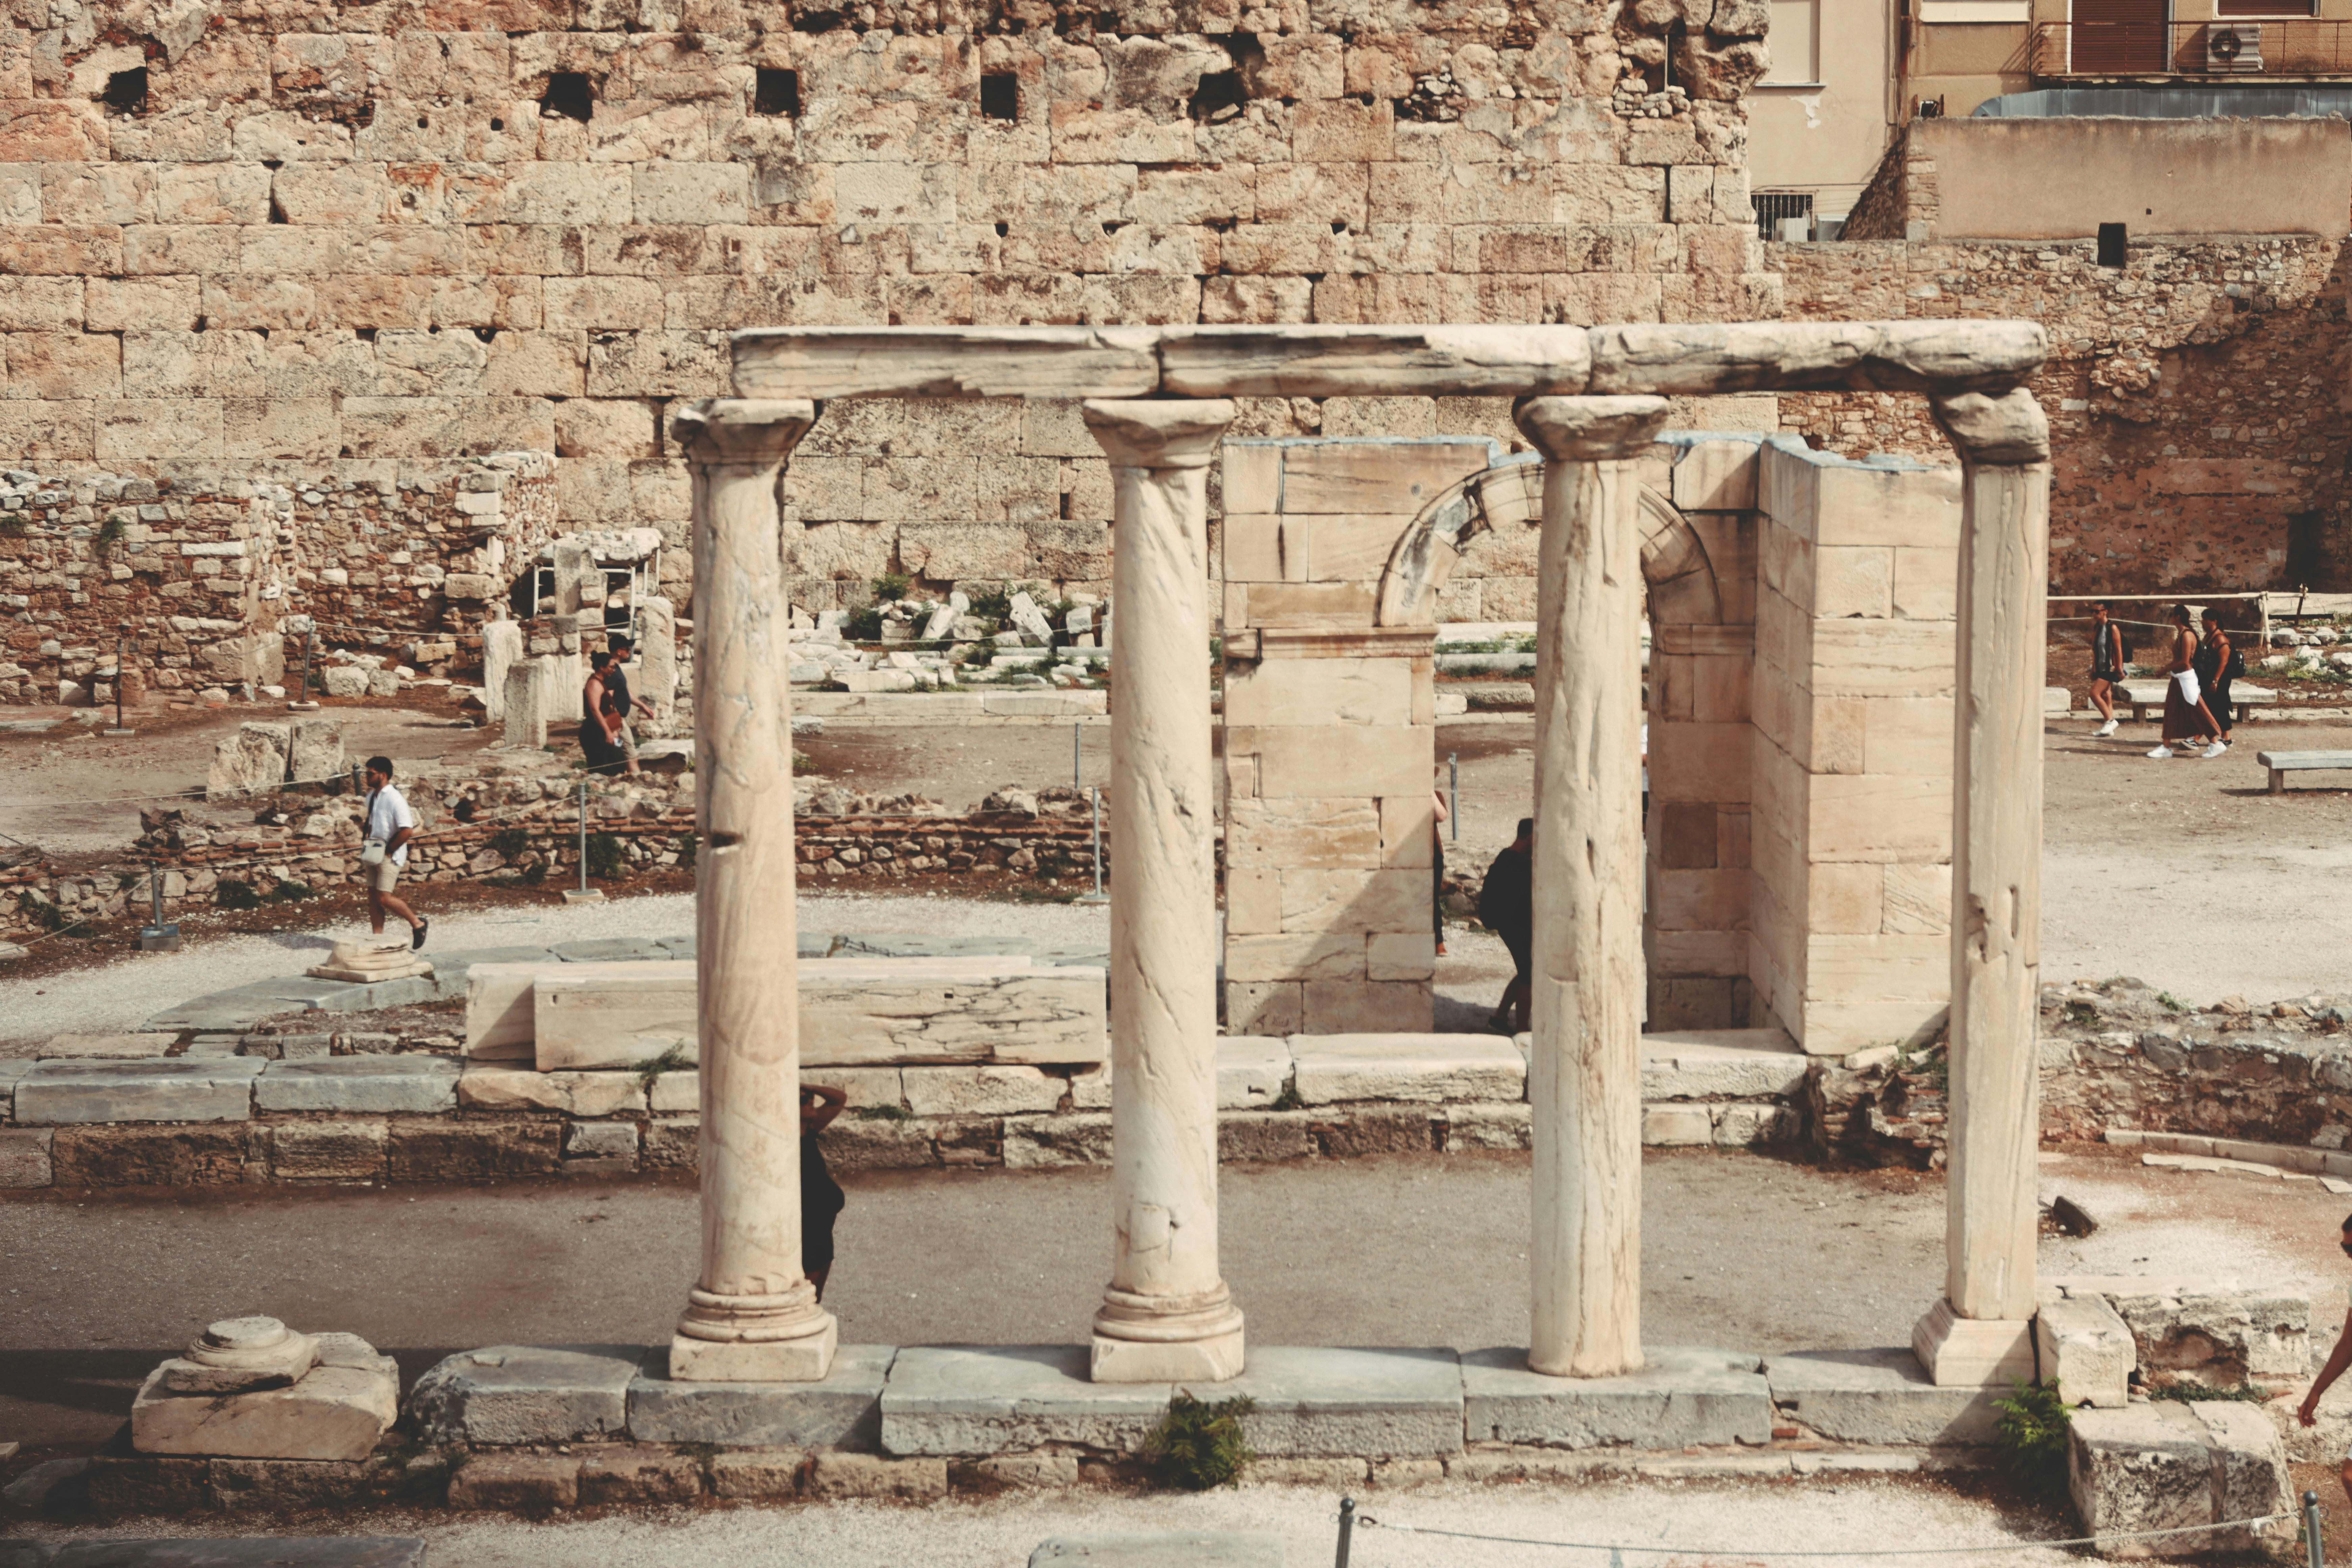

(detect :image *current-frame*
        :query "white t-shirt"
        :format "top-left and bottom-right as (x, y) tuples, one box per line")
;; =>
(367, 783), (416, 867)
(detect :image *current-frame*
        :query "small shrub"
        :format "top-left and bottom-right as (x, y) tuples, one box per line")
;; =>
(265, 879), (313, 903)
(964, 585), (1012, 625)
(1992, 1379), (2072, 1503)
(674, 833), (696, 872)
(521, 861), (548, 886)
(792, 751), (812, 774)
(845, 605), (884, 642)
(870, 571), (911, 602)
(2063, 999), (2099, 1026)
(2157, 991), (2187, 1014)
(94, 515), (127, 550)
(489, 826), (529, 859)
(634, 1043), (693, 1092)
(1142, 1392), (1255, 1491)
(1270, 1080), (1305, 1112)
(2151, 1381), (2272, 1404)
(215, 879), (262, 911)
(585, 831), (626, 880)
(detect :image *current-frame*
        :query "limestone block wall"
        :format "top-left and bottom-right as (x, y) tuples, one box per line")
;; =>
(1748, 438), (1958, 1056)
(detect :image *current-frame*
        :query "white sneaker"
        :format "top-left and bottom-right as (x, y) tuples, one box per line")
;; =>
(2093, 719), (2118, 737)
(2146, 745), (2174, 760)
(2201, 741), (2227, 759)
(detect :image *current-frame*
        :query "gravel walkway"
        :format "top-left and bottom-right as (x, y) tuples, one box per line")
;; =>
(0, 889), (1110, 1050)
(12, 1477), (2088, 1567)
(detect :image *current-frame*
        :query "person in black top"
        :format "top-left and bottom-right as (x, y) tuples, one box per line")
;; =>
(1478, 817), (1536, 1035)
(580, 651), (628, 776)
(2196, 608), (2238, 752)
(801, 1083), (849, 1302)
(606, 634), (655, 778)
(2087, 601), (2125, 738)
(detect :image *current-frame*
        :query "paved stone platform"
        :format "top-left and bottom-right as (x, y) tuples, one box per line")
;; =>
(1461, 1346), (1773, 1449)
(1763, 1348), (2004, 1445)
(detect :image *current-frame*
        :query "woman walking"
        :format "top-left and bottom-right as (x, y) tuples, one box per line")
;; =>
(2147, 604), (2225, 761)
(580, 650), (630, 777)
(2197, 608), (2238, 753)
(2087, 601), (2126, 738)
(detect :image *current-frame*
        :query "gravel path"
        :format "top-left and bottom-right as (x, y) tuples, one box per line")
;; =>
(0, 889), (1110, 1050)
(11, 1477), (2088, 1567)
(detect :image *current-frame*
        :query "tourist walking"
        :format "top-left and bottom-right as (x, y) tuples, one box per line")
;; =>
(2147, 604), (2225, 761)
(1431, 780), (1450, 958)
(1478, 817), (1535, 1035)
(360, 755), (427, 951)
(801, 1083), (849, 1302)
(2087, 601), (2126, 737)
(2291, 1211), (2352, 1511)
(2196, 608), (2239, 751)
(606, 633), (656, 773)
(580, 651), (629, 777)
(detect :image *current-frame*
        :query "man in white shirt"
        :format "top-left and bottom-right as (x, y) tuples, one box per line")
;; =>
(362, 755), (427, 951)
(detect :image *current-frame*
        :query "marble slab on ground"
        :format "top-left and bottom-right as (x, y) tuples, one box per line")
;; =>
(1221, 1346), (1465, 1456)
(42, 1542), (428, 1568)
(553, 937), (673, 963)
(253, 1056), (460, 1114)
(1763, 1348), (2002, 1445)
(628, 1343), (895, 1448)
(14, 1059), (264, 1124)
(1288, 1035), (1525, 1105)
(880, 1345), (1173, 1456)
(40, 1033), (178, 1060)
(408, 1345), (641, 1445)
(1029, 1536), (1285, 1568)
(834, 934), (1039, 960)
(1638, 1030), (1807, 1100)
(1459, 1346), (1772, 1449)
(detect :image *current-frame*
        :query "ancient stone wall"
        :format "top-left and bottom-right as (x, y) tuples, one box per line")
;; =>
(0, 0), (1775, 632)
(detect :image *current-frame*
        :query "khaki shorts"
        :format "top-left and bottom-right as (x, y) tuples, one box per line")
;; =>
(369, 858), (402, 894)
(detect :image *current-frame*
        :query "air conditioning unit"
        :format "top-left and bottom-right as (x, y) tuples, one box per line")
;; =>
(2207, 23), (2263, 72)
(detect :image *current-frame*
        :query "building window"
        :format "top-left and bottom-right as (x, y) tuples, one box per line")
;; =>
(980, 73), (1020, 121)
(1762, 0), (1820, 82)
(753, 68), (800, 117)
(1754, 191), (1814, 241)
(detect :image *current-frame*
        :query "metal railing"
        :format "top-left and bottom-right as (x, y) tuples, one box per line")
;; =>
(2034, 18), (2352, 77)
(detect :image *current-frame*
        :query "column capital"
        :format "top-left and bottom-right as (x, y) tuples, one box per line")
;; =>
(1081, 398), (1236, 469)
(1930, 387), (2050, 465)
(670, 398), (820, 469)
(1512, 395), (1670, 462)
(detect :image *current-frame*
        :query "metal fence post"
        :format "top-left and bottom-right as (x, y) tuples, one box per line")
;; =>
(1448, 751), (1459, 841)
(1073, 721), (1081, 789)
(2304, 1489), (2325, 1568)
(1334, 1497), (1355, 1568)
(1076, 785), (1107, 904)
(578, 780), (589, 896)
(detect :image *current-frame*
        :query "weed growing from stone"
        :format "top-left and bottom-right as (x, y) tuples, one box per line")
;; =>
(585, 831), (626, 880)
(489, 826), (529, 859)
(2158, 991), (2187, 1013)
(673, 833), (696, 872)
(215, 879), (262, 912)
(634, 1044), (693, 1093)
(1142, 1392), (1255, 1490)
(852, 1104), (913, 1122)
(1991, 1379), (2072, 1503)
(2152, 1381), (2273, 1403)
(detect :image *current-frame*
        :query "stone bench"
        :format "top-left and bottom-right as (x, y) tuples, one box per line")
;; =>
(2254, 749), (2352, 793)
(2117, 679), (2275, 723)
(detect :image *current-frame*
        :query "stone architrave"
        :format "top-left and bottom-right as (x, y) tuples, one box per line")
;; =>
(1513, 394), (1671, 1380)
(1082, 398), (1246, 1383)
(482, 617), (523, 724)
(666, 397), (838, 1383)
(1912, 387), (2052, 1388)
(1011, 590), (1056, 646)
(639, 594), (679, 718)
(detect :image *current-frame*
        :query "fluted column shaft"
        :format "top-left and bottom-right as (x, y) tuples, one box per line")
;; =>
(1514, 395), (1669, 1380)
(1085, 398), (1246, 1384)
(667, 397), (838, 1383)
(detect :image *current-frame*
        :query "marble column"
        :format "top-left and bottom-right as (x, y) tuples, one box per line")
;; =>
(667, 397), (838, 1383)
(1084, 398), (1246, 1383)
(1914, 388), (2052, 1388)
(1513, 395), (1670, 1380)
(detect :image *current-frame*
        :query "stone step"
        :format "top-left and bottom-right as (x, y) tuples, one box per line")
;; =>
(14, 1059), (265, 1125)
(35, 1542), (427, 1568)
(254, 1056), (461, 1115)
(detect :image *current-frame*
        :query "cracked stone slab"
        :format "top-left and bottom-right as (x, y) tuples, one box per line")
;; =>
(1219, 1347), (1465, 1456)
(628, 1344), (895, 1448)
(1460, 1346), (1772, 1449)
(14, 1059), (264, 1125)
(1764, 1348), (2002, 1445)
(553, 938), (672, 963)
(254, 1057), (460, 1114)
(408, 1345), (641, 1445)
(880, 1345), (1172, 1456)
(1288, 1035), (1525, 1105)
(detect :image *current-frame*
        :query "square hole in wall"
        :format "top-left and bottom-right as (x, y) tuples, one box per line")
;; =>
(99, 67), (147, 114)
(541, 71), (594, 122)
(980, 73), (1020, 121)
(754, 67), (801, 117)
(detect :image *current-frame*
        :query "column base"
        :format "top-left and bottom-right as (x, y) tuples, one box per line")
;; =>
(1091, 1327), (1245, 1383)
(1912, 1298), (2035, 1388)
(667, 1316), (838, 1383)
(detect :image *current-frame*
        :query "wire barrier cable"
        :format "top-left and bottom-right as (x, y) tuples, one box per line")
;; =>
(1349, 1509), (2305, 1559)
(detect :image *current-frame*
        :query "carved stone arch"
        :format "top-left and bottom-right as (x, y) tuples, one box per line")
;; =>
(1374, 457), (1727, 627)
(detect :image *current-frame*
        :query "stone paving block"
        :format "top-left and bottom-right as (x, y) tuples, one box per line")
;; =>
(15, 1060), (264, 1125)
(408, 1345), (641, 1445)
(2068, 1402), (2227, 1555)
(1217, 1037), (1291, 1108)
(1764, 1348), (2001, 1445)
(2035, 1294), (2132, 1409)
(50, 1541), (428, 1568)
(426, 946), (558, 1001)
(311, 977), (438, 1013)
(1028, 1535), (1284, 1568)
(880, 1345), (1172, 1456)
(1638, 1029), (1807, 1099)
(631, 1344), (895, 1448)
(145, 989), (305, 1032)
(0, 1127), (54, 1186)
(268, 1121), (387, 1181)
(1222, 1347), (1465, 1456)
(1460, 1346), (1772, 1449)
(554, 937), (673, 962)
(42, 1033), (178, 1060)
(458, 1067), (647, 1117)
(240, 1035), (333, 1060)
(903, 1064), (1064, 1117)
(807, 1453), (948, 1499)
(1288, 1035), (1524, 1105)
(834, 934), (1039, 960)
(254, 1057), (459, 1114)
(446, 1452), (580, 1510)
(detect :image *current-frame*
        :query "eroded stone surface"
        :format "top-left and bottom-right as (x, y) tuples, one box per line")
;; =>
(879, 1345), (1171, 1456)
(628, 1344), (895, 1449)
(1461, 1346), (1772, 1449)
(132, 1332), (396, 1461)
(408, 1345), (640, 1446)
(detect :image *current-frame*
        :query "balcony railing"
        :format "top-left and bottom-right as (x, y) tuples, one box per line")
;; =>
(2033, 19), (2352, 77)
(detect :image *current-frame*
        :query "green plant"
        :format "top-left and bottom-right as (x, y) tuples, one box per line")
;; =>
(0, 514), (27, 537)
(845, 605), (884, 642)
(1141, 1392), (1255, 1491)
(2063, 999), (2100, 1026)
(792, 751), (812, 774)
(2151, 1381), (2273, 1403)
(489, 826), (529, 859)
(1271, 1080), (1305, 1112)
(215, 879), (261, 911)
(674, 833), (697, 872)
(2158, 991), (2187, 1014)
(870, 571), (912, 602)
(94, 514), (127, 550)
(964, 585), (1012, 626)
(634, 1043), (693, 1092)
(265, 879), (313, 903)
(585, 831), (626, 880)
(520, 860), (547, 886)
(1991, 1380), (2072, 1503)
(852, 1104), (913, 1122)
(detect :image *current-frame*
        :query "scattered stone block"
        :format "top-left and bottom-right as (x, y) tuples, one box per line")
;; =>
(133, 1327), (398, 1461)
(881, 1345), (1173, 1456)
(255, 1057), (459, 1114)
(1288, 1034), (1524, 1104)
(305, 938), (431, 986)
(289, 716), (344, 785)
(408, 1345), (641, 1445)
(268, 1121), (388, 1181)
(41, 1033), (178, 1059)
(446, 1452), (581, 1511)
(1028, 1534), (1284, 1568)
(15, 1059), (263, 1124)
(153, 1316), (317, 1395)
(577, 1450), (705, 1504)
(1460, 1346), (1772, 1449)
(708, 1449), (809, 1498)
(2070, 1399), (2291, 1557)
(563, 1120), (640, 1171)
(806, 1453), (948, 1500)
(1764, 1348), (2003, 1445)
(0, 1127), (53, 1187)
(207, 722), (291, 799)
(1223, 1347), (1465, 1456)
(2109, 1288), (2311, 1385)
(628, 1343), (893, 1449)
(2035, 1295), (2133, 1408)
(1, 1454), (89, 1512)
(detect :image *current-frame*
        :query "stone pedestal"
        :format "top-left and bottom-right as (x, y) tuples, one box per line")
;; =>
(667, 398), (837, 1383)
(307, 938), (431, 984)
(1083, 399), (1245, 1383)
(1513, 395), (1669, 1380)
(132, 1316), (398, 1461)
(1914, 389), (2052, 1387)
(482, 617), (523, 724)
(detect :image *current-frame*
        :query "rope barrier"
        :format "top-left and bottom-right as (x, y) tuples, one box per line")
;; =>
(1352, 1508), (2302, 1558)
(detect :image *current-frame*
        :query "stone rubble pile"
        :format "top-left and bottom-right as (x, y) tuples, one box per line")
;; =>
(786, 592), (1110, 694)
